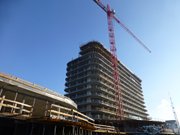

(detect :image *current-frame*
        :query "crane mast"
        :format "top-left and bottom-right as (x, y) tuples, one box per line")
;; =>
(107, 4), (124, 119)
(93, 0), (151, 120)
(170, 97), (180, 134)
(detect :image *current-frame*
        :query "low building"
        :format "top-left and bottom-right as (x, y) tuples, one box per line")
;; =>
(0, 72), (77, 117)
(0, 73), (95, 135)
(0, 72), (172, 135)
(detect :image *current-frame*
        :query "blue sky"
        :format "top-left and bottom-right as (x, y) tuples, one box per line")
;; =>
(0, 0), (179, 121)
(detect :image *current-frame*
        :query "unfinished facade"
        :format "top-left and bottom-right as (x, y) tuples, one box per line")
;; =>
(65, 41), (148, 120)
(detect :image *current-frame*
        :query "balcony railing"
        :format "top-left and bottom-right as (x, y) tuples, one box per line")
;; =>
(0, 96), (32, 117)
(48, 104), (94, 125)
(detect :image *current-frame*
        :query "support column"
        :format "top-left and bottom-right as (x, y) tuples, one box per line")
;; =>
(42, 125), (45, 135)
(80, 128), (82, 135)
(75, 126), (78, 135)
(44, 101), (49, 117)
(62, 126), (65, 135)
(30, 98), (36, 117)
(77, 127), (79, 135)
(0, 88), (4, 111)
(29, 124), (34, 135)
(57, 106), (61, 119)
(11, 91), (18, 113)
(72, 126), (75, 135)
(0, 95), (5, 111)
(20, 97), (25, 114)
(13, 121), (18, 135)
(0, 88), (3, 96)
(54, 125), (57, 135)
(25, 123), (31, 135)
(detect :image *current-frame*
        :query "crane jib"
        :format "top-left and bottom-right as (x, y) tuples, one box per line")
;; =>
(92, 0), (151, 53)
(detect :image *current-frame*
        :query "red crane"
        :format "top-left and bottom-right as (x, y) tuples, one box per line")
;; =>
(93, 0), (151, 120)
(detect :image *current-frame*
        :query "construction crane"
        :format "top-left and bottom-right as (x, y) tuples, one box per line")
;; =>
(170, 97), (180, 134)
(93, 0), (151, 120)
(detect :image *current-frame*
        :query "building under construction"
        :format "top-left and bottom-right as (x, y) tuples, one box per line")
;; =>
(65, 41), (148, 121)
(0, 72), (124, 135)
(0, 72), (174, 135)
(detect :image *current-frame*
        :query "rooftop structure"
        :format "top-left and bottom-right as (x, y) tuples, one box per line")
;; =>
(65, 41), (148, 120)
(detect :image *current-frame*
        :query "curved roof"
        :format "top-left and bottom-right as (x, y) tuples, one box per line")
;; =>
(0, 73), (77, 109)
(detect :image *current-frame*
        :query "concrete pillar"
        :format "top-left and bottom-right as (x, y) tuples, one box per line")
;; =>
(54, 125), (57, 135)
(42, 125), (45, 135)
(13, 121), (18, 135)
(29, 124), (34, 135)
(62, 126), (65, 135)
(72, 126), (75, 135)
(0, 88), (3, 96)
(77, 127), (79, 135)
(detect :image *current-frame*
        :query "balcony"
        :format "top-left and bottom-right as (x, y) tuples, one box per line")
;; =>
(91, 100), (116, 109)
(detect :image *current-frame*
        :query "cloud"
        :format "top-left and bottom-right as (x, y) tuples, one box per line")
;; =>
(150, 99), (175, 121)
(156, 99), (173, 120)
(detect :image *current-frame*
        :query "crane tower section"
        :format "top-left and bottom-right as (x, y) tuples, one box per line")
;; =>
(170, 97), (180, 134)
(107, 4), (124, 120)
